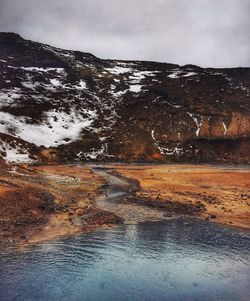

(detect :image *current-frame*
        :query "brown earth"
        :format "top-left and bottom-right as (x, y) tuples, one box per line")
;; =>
(113, 165), (250, 229)
(0, 163), (249, 249)
(0, 164), (122, 248)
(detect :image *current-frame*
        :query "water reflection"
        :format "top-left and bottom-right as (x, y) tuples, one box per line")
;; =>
(0, 218), (249, 301)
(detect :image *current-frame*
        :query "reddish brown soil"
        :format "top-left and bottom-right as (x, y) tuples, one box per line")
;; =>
(114, 165), (250, 229)
(0, 165), (122, 248)
(0, 163), (249, 249)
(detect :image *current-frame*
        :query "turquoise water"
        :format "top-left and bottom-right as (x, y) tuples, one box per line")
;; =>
(0, 218), (249, 301)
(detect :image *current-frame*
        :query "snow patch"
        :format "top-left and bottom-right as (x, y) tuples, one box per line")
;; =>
(168, 71), (181, 79)
(0, 88), (23, 108)
(111, 89), (128, 98)
(0, 140), (34, 163)
(222, 122), (228, 135)
(183, 72), (197, 77)
(22, 81), (40, 89)
(129, 85), (142, 93)
(187, 112), (203, 136)
(105, 66), (132, 75)
(19, 67), (65, 74)
(168, 70), (197, 79)
(0, 109), (97, 147)
(151, 129), (183, 156)
(84, 146), (105, 160)
(151, 129), (156, 141)
(50, 79), (61, 87)
(129, 70), (159, 84)
(76, 80), (87, 90)
(164, 147), (183, 155)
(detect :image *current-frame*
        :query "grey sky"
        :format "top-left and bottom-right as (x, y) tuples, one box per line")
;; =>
(0, 0), (249, 67)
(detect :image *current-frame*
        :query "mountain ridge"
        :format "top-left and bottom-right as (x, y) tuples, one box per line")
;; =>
(0, 32), (249, 164)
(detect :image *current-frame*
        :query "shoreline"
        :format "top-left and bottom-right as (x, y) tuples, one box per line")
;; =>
(0, 163), (249, 249)
(0, 165), (123, 249)
(113, 164), (250, 229)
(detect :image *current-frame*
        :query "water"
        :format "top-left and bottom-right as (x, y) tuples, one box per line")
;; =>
(94, 168), (166, 224)
(1, 166), (249, 300)
(0, 218), (249, 301)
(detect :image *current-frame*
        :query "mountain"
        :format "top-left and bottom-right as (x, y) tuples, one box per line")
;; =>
(0, 32), (249, 164)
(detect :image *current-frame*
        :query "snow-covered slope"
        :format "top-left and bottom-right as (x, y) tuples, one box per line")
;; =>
(0, 133), (40, 163)
(0, 32), (250, 164)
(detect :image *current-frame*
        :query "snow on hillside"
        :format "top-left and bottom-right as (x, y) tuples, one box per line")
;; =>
(0, 33), (249, 164)
(0, 139), (35, 163)
(0, 109), (97, 147)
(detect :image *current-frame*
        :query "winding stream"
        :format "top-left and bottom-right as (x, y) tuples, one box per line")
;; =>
(93, 167), (166, 224)
(0, 166), (249, 301)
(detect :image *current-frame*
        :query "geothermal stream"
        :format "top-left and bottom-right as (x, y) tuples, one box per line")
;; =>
(92, 167), (166, 224)
(0, 166), (249, 301)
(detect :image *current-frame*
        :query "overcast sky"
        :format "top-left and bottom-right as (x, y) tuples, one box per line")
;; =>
(0, 0), (249, 67)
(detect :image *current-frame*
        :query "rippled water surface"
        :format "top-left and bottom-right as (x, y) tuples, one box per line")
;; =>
(0, 218), (249, 301)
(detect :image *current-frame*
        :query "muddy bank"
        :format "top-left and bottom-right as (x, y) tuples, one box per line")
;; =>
(113, 164), (250, 229)
(124, 195), (205, 217)
(93, 168), (166, 224)
(0, 163), (249, 248)
(0, 165), (123, 248)
(93, 167), (205, 223)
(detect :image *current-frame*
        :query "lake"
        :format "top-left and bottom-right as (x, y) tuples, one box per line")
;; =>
(0, 218), (249, 301)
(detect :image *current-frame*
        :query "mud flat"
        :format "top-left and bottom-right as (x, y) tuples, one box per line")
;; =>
(93, 167), (166, 224)
(112, 164), (250, 229)
(0, 164), (122, 248)
(0, 163), (249, 248)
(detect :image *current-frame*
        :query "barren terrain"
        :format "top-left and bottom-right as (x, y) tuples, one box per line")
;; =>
(0, 164), (121, 248)
(114, 164), (250, 229)
(0, 33), (250, 165)
(0, 163), (249, 248)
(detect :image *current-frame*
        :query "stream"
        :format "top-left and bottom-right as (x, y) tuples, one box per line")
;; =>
(93, 167), (166, 224)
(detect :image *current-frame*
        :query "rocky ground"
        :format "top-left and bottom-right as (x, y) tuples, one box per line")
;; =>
(0, 32), (249, 165)
(0, 164), (122, 248)
(0, 33), (249, 249)
(0, 163), (249, 249)
(114, 164), (250, 229)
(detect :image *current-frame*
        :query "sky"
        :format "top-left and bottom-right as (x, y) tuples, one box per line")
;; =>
(0, 0), (249, 67)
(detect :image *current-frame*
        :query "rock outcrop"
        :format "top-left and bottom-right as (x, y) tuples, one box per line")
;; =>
(0, 32), (249, 164)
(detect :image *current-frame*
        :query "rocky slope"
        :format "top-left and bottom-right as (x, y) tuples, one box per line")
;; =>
(0, 32), (249, 164)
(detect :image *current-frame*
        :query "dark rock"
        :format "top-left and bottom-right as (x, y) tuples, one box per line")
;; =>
(0, 33), (249, 164)
(209, 214), (217, 219)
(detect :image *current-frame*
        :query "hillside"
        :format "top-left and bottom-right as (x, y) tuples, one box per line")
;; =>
(0, 32), (249, 164)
